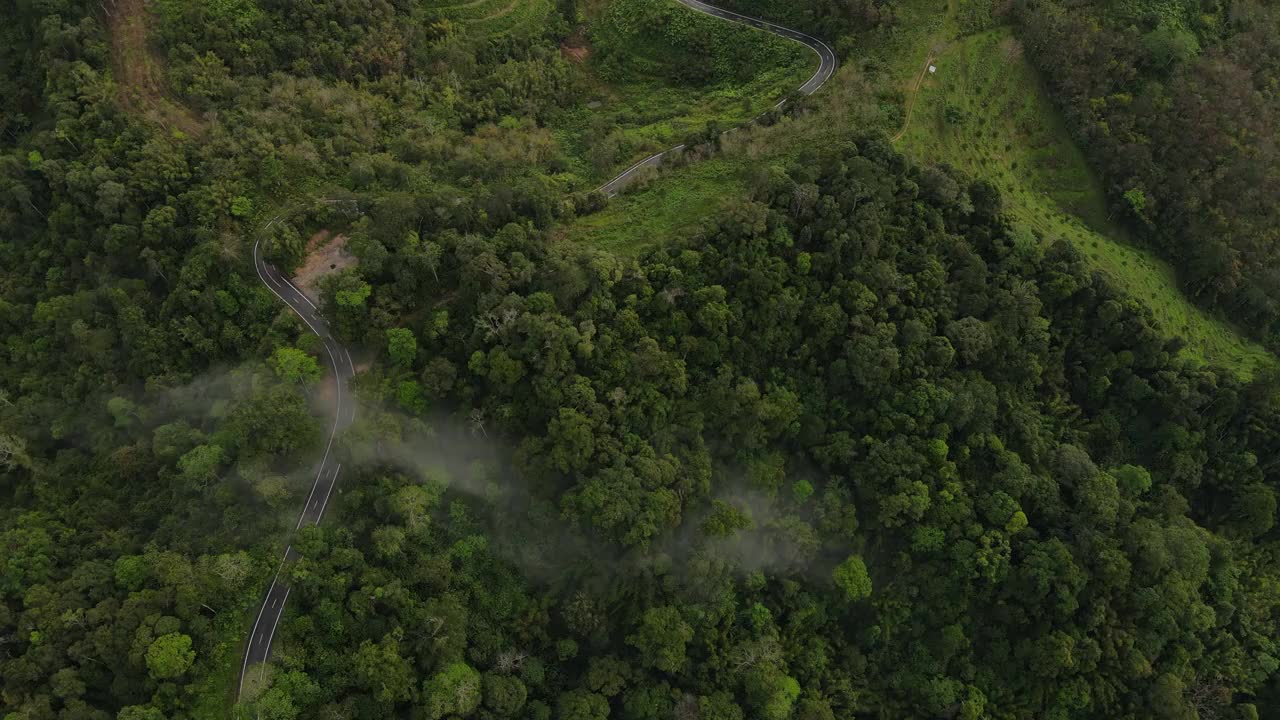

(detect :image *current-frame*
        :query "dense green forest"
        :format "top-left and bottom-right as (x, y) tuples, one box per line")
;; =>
(2, 0), (1280, 719)
(257, 139), (1280, 720)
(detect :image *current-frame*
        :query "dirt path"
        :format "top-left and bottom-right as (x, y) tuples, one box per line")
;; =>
(891, 51), (938, 143)
(107, 0), (204, 136)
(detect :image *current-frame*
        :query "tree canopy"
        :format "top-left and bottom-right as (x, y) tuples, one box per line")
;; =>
(2, 1), (1279, 719)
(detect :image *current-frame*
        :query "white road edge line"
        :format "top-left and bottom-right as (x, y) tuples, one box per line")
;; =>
(243, 238), (348, 700)
(315, 464), (342, 524)
(598, 144), (688, 195)
(283, 277), (319, 310)
(237, 571), (280, 697)
(681, 0), (835, 94)
(682, 0), (834, 83)
(255, 242), (328, 341)
(257, 586), (291, 685)
(265, 247), (341, 533)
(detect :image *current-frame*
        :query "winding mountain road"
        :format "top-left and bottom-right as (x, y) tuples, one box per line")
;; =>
(238, 235), (356, 699)
(236, 0), (833, 704)
(597, 0), (837, 196)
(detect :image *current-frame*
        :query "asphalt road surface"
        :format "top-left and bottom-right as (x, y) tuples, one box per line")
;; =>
(238, 235), (356, 699)
(597, 0), (837, 197)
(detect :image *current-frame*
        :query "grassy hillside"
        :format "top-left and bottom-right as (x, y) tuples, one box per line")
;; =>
(563, 154), (746, 254)
(893, 20), (1272, 376)
(548, 0), (809, 185)
(564, 0), (1272, 377)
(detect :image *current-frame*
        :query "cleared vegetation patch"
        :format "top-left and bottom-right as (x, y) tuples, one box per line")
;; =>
(108, 0), (203, 136)
(293, 231), (358, 306)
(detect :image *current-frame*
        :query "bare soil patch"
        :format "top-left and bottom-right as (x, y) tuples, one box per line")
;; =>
(107, 0), (204, 136)
(561, 26), (592, 63)
(292, 231), (359, 305)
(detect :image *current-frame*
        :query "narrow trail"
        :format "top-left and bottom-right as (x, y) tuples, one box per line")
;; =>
(105, 0), (204, 136)
(596, 0), (838, 197)
(237, 226), (356, 702)
(891, 52), (936, 143)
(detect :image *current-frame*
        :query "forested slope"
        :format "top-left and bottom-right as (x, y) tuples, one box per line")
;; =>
(251, 136), (1280, 720)
(0, 0), (580, 716)
(2, 1), (1280, 719)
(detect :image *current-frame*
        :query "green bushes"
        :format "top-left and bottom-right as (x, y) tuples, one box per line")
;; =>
(590, 0), (805, 85)
(421, 0), (555, 37)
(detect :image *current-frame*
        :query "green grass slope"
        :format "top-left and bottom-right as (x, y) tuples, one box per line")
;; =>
(564, 155), (746, 255)
(561, 0), (1270, 376)
(548, 0), (809, 186)
(895, 25), (1272, 376)
(421, 0), (553, 36)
